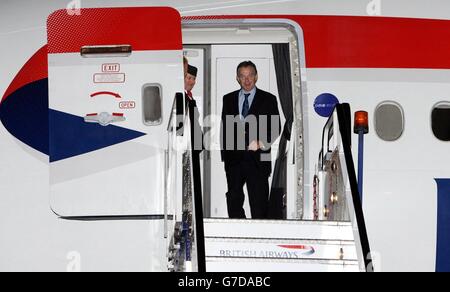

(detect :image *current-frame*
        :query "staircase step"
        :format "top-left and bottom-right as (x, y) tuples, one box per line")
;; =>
(203, 219), (360, 272)
(205, 237), (357, 261)
(206, 257), (360, 272)
(204, 219), (354, 241)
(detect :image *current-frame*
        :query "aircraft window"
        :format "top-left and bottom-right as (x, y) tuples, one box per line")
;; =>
(143, 84), (163, 126)
(432, 102), (450, 141)
(375, 102), (404, 141)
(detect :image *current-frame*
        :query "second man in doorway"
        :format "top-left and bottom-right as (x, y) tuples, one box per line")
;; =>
(185, 64), (204, 152)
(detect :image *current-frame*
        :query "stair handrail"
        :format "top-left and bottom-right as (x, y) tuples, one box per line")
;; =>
(320, 103), (374, 272)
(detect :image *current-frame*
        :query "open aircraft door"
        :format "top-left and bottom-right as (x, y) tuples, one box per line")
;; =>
(47, 8), (184, 218)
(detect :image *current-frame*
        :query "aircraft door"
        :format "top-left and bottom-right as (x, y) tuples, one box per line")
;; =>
(47, 8), (184, 217)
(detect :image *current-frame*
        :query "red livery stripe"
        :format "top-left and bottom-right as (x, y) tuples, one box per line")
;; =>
(278, 245), (309, 250)
(1, 45), (48, 104)
(47, 7), (182, 54)
(3, 14), (450, 104)
(90, 92), (122, 99)
(184, 15), (450, 69)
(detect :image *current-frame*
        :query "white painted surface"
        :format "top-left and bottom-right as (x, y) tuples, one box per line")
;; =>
(0, 1), (450, 272)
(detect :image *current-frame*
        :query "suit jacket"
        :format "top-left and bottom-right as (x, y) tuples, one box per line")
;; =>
(185, 94), (204, 153)
(221, 88), (281, 176)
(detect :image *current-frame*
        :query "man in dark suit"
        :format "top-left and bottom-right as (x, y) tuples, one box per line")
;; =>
(221, 61), (281, 219)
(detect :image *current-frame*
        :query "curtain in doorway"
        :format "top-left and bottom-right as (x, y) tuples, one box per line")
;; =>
(268, 43), (294, 219)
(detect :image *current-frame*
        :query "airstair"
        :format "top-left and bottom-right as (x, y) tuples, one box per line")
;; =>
(169, 103), (372, 272)
(203, 219), (360, 272)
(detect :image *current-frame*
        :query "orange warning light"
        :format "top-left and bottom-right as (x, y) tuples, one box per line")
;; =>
(354, 111), (369, 134)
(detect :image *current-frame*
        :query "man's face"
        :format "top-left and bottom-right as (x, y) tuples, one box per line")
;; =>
(237, 66), (258, 92)
(184, 73), (196, 92)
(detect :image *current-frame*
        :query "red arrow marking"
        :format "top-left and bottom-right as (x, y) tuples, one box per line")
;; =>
(90, 91), (121, 99)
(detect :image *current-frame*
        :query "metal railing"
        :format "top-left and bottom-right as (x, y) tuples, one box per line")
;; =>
(166, 92), (206, 272)
(318, 103), (373, 272)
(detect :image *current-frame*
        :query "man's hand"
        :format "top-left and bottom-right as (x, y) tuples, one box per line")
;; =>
(248, 141), (265, 152)
(248, 141), (259, 151)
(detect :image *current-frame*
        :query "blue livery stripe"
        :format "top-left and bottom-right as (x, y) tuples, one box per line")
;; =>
(436, 179), (450, 272)
(0, 78), (146, 161)
(49, 109), (146, 162)
(0, 79), (49, 155)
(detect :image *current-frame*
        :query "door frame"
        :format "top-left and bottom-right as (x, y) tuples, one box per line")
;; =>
(182, 18), (307, 220)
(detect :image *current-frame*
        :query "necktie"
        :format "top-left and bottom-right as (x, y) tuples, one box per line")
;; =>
(187, 91), (193, 100)
(242, 93), (250, 118)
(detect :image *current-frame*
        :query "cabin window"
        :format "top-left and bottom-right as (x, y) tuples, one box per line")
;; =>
(432, 102), (450, 141)
(375, 102), (404, 141)
(142, 84), (163, 126)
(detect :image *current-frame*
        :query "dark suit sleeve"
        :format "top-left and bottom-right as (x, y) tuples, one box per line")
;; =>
(220, 95), (227, 162)
(262, 94), (281, 150)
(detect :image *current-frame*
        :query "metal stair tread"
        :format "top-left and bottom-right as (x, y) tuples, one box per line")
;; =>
(203, 218), (355, 241)
(204, 218), (352, 226)
(206, 256), (359, 265)
(205, 237), (356, 245)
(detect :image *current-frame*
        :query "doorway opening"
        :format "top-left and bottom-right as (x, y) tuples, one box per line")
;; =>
(182, 20), (306, 220)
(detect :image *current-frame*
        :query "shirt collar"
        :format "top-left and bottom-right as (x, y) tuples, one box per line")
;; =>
(241, 87), (257, 96)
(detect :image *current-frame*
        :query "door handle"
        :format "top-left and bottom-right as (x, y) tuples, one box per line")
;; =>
(84, 112), (126, 126)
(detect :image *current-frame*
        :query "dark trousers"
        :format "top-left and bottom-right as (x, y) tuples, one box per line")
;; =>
(225, 154), (270, 219)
